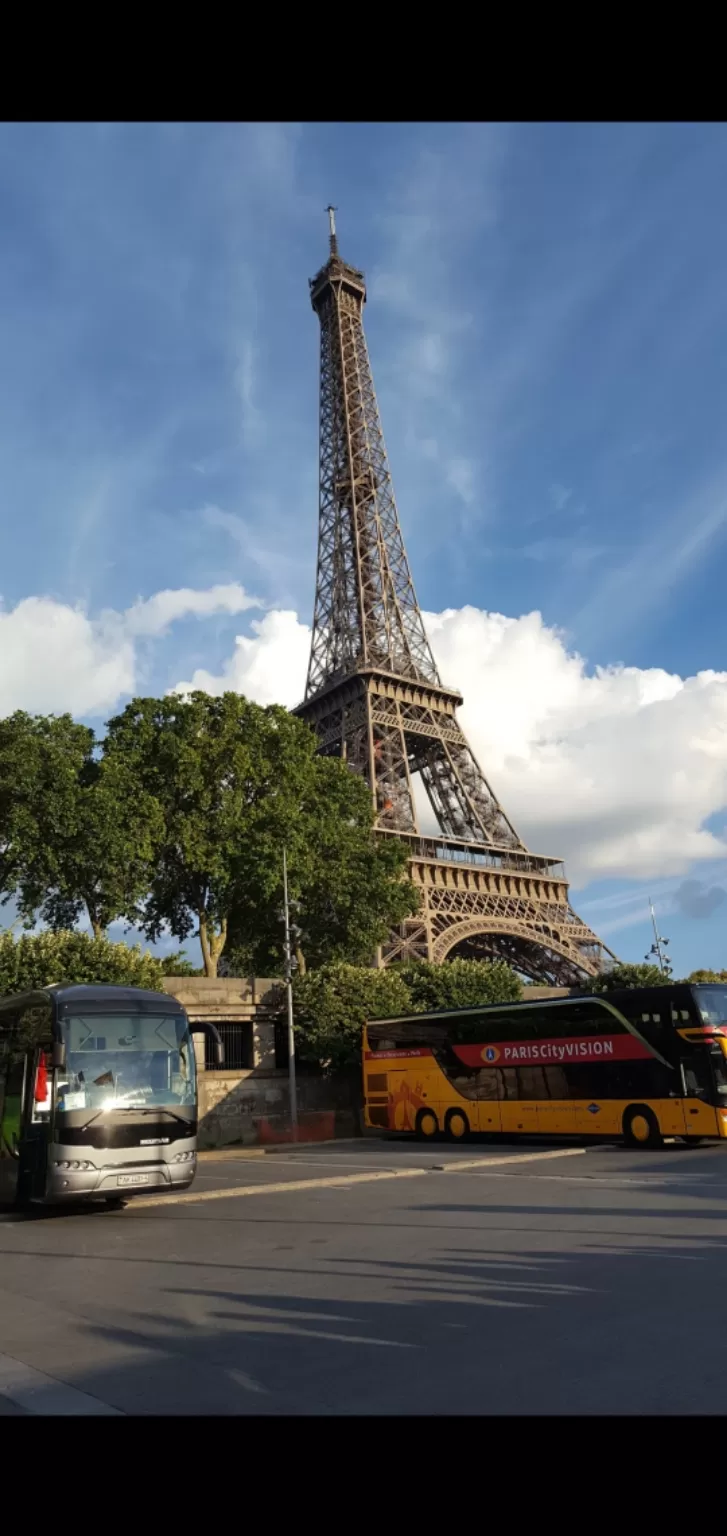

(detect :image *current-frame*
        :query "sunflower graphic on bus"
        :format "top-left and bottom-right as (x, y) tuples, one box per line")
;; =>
(388, 1077), (427, 1131)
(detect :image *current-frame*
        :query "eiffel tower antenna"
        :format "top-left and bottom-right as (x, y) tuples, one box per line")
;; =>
(295, 212), (614, 982)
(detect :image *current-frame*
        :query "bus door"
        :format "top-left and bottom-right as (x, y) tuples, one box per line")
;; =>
(16, 1047), (53, 1204)
(681, 1052), (720, 1137)
(0, 1045), (25, 1207)
(473, 1067), (501, 1134)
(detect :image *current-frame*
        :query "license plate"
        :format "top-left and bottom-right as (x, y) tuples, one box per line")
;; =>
(118, 1174), (150, 1187)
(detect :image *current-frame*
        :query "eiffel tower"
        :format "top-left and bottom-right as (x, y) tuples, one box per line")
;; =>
(294, 210), (614, 983)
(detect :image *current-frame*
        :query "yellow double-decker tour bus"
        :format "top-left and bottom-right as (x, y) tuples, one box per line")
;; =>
(363, 983), (727, 1149)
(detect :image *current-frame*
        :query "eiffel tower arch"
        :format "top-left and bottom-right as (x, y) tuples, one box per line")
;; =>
(293, 210), (614, 984)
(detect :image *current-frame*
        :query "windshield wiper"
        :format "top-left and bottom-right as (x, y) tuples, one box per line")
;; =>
(113, 1106), (190, 1126)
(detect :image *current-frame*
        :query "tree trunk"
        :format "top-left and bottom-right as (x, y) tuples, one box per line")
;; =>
(199, 914), (228, 978)
(295, 943), (306, 978)
(89, 915), (104, 940)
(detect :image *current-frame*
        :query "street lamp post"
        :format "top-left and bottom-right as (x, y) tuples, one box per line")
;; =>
(282, 848), (298, 1137)
(645, 898), (672, 977)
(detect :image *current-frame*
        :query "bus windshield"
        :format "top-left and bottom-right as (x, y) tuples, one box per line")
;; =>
(694, 988), (727, 1028)
(57, 1013), (196, 1111)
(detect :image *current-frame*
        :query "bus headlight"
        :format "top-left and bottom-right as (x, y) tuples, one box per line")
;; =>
(172, 1151), (196, 1163)
(54, 1160), (95, 1171)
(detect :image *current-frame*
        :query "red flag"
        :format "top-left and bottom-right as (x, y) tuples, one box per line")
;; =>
(35, 1052), (48, 1104)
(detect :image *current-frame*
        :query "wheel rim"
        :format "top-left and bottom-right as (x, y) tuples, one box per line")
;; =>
(421, 1113), (437, 1137)
(449, 1114), (466, 1139)
(631, 1113), (651, 1143)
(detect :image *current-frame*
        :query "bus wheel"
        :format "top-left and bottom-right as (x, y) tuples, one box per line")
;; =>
(415, 1108), (439, 1140)
(445, 1109), (470, 1142)
(623, 1106), (663, 1149)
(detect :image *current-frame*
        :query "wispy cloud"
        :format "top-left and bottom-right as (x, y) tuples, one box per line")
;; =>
(571, 470), (727, 652)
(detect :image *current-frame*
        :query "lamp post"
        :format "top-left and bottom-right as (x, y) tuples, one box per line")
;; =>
(645, 898), (672, 978)
(282, 848), (298, 1137)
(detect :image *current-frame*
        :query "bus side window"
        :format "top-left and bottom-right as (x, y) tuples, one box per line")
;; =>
(544, 1065), (569, 1098)
(517, 1067), (550, 1100)
(473, 1068), (498, 1101)
(498, 1068), (518, 1100)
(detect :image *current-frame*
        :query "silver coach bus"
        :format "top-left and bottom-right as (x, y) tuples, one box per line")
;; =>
(0, 984), (223, 1210)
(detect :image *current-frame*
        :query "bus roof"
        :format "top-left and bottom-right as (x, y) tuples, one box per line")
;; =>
(0, 984), (183, 1012)
(367, 981), (697, 1029)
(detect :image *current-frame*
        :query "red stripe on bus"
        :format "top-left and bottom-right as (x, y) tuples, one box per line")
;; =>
(453, 1035), (653, 1066)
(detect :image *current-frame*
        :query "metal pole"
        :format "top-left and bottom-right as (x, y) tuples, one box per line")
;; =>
(649, 898), (665, 973)
(283, 848), (298, 1136)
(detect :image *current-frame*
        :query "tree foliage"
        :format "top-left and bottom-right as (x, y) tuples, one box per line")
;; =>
(0, 711), (90, 915)
(0, 930), (165, 995)
(292, 962), (413, 1072)
(225, 754), (417, 976)
(102, 692), (416, 978)
(292, 957), (523, 1070)
(102, 692), (320, 975)
(398, 958), (522, 1012)
(687, 969), (727, 984)
(584, 962), (670, 992)
(0, 711), (162, 937)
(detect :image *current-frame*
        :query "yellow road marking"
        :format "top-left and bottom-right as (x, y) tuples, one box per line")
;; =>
(132, 1144), (587, 1211)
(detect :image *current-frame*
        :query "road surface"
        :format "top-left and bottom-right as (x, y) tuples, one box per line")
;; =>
(1, 1135), (726, 1414)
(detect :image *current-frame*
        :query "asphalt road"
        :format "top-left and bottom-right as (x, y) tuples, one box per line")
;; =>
(1, 1134), (727, 1415)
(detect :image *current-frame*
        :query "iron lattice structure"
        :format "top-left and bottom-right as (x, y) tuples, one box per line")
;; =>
(294, 213), (614, 983)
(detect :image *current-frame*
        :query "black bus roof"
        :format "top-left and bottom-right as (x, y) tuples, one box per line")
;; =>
(0, 984), (184, 1012)
(367, 981), (704, 1028)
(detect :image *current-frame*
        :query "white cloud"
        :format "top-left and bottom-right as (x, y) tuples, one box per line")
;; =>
(125, 582), (258, 637)
(0, 597), (134, 715)
(0, 582), (260, 716)
(424, 605), (727, 883)
(173, 610), (309, 708)
(170, 600), (727, 888)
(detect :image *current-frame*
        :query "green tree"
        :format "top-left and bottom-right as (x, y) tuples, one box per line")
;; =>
(399, 957), (522, 1012)
(0, 711), (90, 914)
(585, 962), (670, 992)
(292, 961), (413, 1071)
(0, 930), (165, 995)
(29, 753), (162, 939)
(160, 951), (203, 977)
(103, 692), (329, 977)
(0, 711), (162, 938)
(687, 969), (727, 983)
(225, 755), (418, 976)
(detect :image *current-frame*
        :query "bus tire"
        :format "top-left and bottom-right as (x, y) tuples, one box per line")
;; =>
(445, 1108), (470, 1142)
(623, 1106), (663, 1149)
(415, 1108), (439, 1140)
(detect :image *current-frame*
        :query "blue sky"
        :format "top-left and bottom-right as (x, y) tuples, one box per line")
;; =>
(1, 121), (727, 976)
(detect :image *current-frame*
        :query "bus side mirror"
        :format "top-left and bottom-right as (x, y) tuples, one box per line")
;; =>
(190, 1023), (224, 1068)
(51, 1041), (66, 1070)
